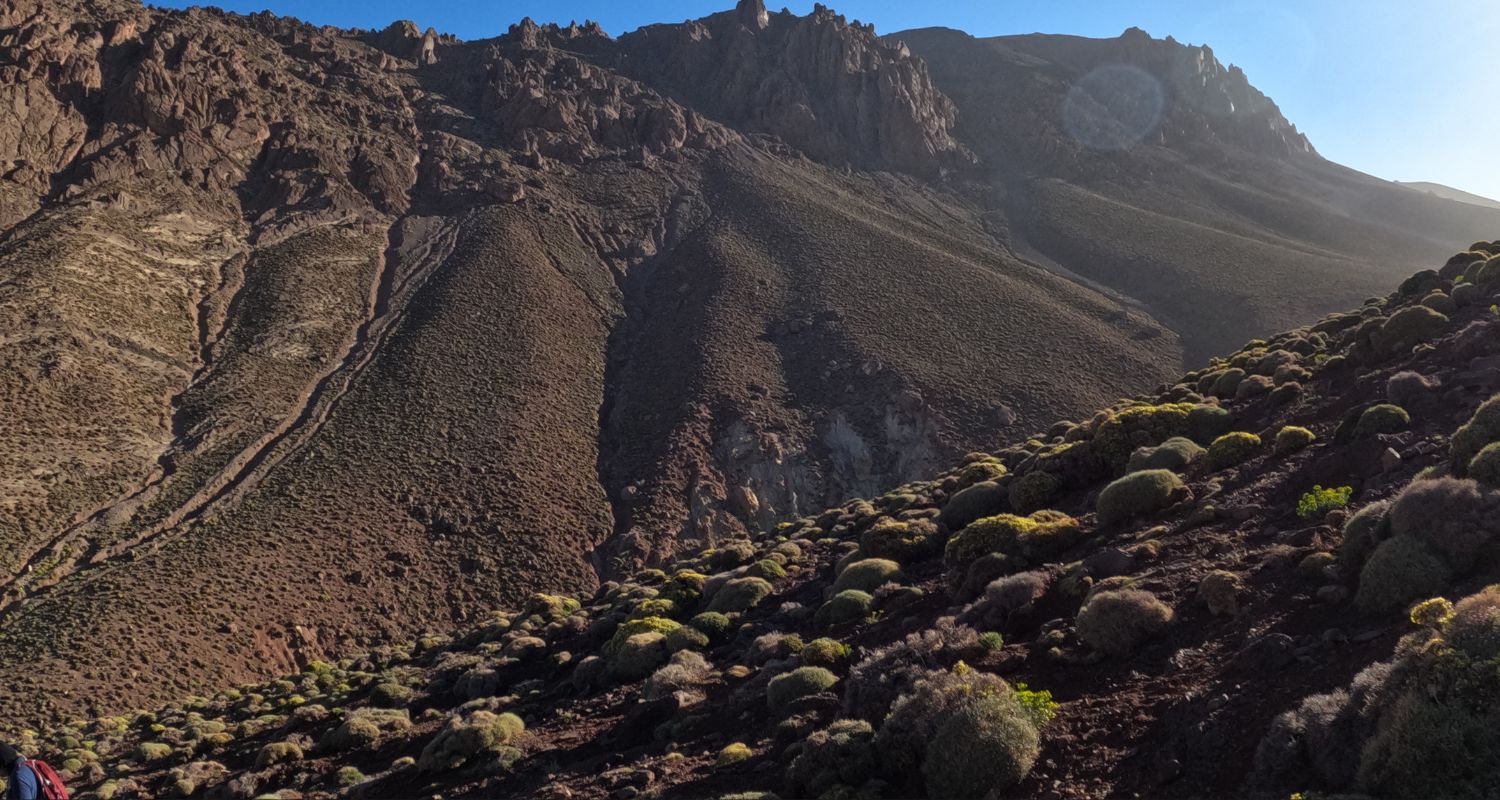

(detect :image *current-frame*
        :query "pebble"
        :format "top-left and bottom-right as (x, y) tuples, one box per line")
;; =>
(1352, 628), (1385, 643)
(1207, 693), (1230, 711)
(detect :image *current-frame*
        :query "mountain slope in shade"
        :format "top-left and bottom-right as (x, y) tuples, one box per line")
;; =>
(0, 0), (1498, 724)
(1398, 180), (1500, 210)
(890, 25), (1500, 363)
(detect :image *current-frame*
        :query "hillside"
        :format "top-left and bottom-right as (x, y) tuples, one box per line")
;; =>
(891, 26), (1500, 363)
(13, 240), (1500, 800)
(4, 0), (1500, 727)
(1398, 181), (1500, 210)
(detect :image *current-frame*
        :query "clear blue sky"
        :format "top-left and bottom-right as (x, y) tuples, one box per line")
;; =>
(157, 0), (1500, 202)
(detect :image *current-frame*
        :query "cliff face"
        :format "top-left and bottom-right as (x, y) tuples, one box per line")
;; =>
(1001, 27), (1314, 159)
(608, 0), (971, 175)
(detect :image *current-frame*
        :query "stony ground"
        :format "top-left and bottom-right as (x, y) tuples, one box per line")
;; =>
(9, 242), (1500, 799)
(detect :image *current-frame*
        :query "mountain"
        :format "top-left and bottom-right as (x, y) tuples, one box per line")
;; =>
(21, 240), (1500, 800)
(1398, 180), (1500, 210)
(890, 26), (1500, 363)
(1, 0), (1499, 728)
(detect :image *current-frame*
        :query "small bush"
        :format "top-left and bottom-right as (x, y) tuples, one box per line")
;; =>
(605, 617), (681, 657)
(801, 637), (852, 667)
(255, 741), (303, 768)
(1211, 368), (1247, 398)
(1126, 437), (1204, 472)
(978, 631), (1004, 650)
(417, 711), (524, 772)
(370, 681), (412, 708)
(961, 571), (1050, 630)
(1387, 477), (1500, 570)
(1090, 403), (1194, 468)
(1409, 596), (1456, 628)
(1469, 442), (1500, 488)
(1446, 586), (1500, 659)
(1376, 305), (1448, 355)
(1186, 405), (1234, 444)
(1268, 381), (1303, 406)
(956, 459), (1007, 489)
(1338, 501), (1392, 574)
(860, 517), (940, 562)
(1352, 404), (1410, 439)
(716, 742), (752, 767)
(610, 632), (669, 680)
(1297, 485), (1353, 520)
(136, 742), (172, 762)
(1197, 570), (1241, 616)
(644, 650), (714, 700)
(1386, 371), (1436, 407)
(1010, 682), (1060, 728)
(786, 719), (877, 797)
(941, 481), (1008, 530)
(688, 612), (732, 640)
(665, 624), (710, 652)
(1013, 511), (1083, 561)
(767, 667), (839, 712)
(1452, 394), (1500, 475)
(1299, 551), (1336, 580)
(815, 590), (873, 628)
(1354, 536), (1452, 613)
(320, 717), (381, 752)
(876, 667), (1016, 778)
(1274, 426), (1316, 455)
(336, 766), (365, 786)
(749, 632), (803, 664)
(1075, 589), (1174, 656)
(709, 577), (775, 613)
(842, 619), (981, 722)
(944, 514), (1033, 575)
(1096, 470), (1186, 526)
(744, 559), (786, 582)
(1008, 471), (1061, 515)
(833, 558), (903, 594)
(1207, 432), (1261, 469)
(923, 693), (1041, 799)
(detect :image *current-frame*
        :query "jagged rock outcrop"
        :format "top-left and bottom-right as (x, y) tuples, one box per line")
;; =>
(608, 0), (971, 175)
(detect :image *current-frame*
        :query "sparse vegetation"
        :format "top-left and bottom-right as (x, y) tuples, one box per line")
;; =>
(1452, 394), (1500, 474)
(1274, 425), (1317, 455)
(1207, 431), (1261, 469)
(767, 667), (839, 712)
(1297, 485), (1352, 519)
(833, 558), (903, 593)
(1354, 535), (1452, 613)
(1075, 588), (1174, 656)
(816, 590), (874, 628)
(1096, 469), (1186, 526)
(1353, 404), (1410, 438)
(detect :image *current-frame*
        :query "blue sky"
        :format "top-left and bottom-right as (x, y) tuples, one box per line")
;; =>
(157, 0), (1500, 202)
